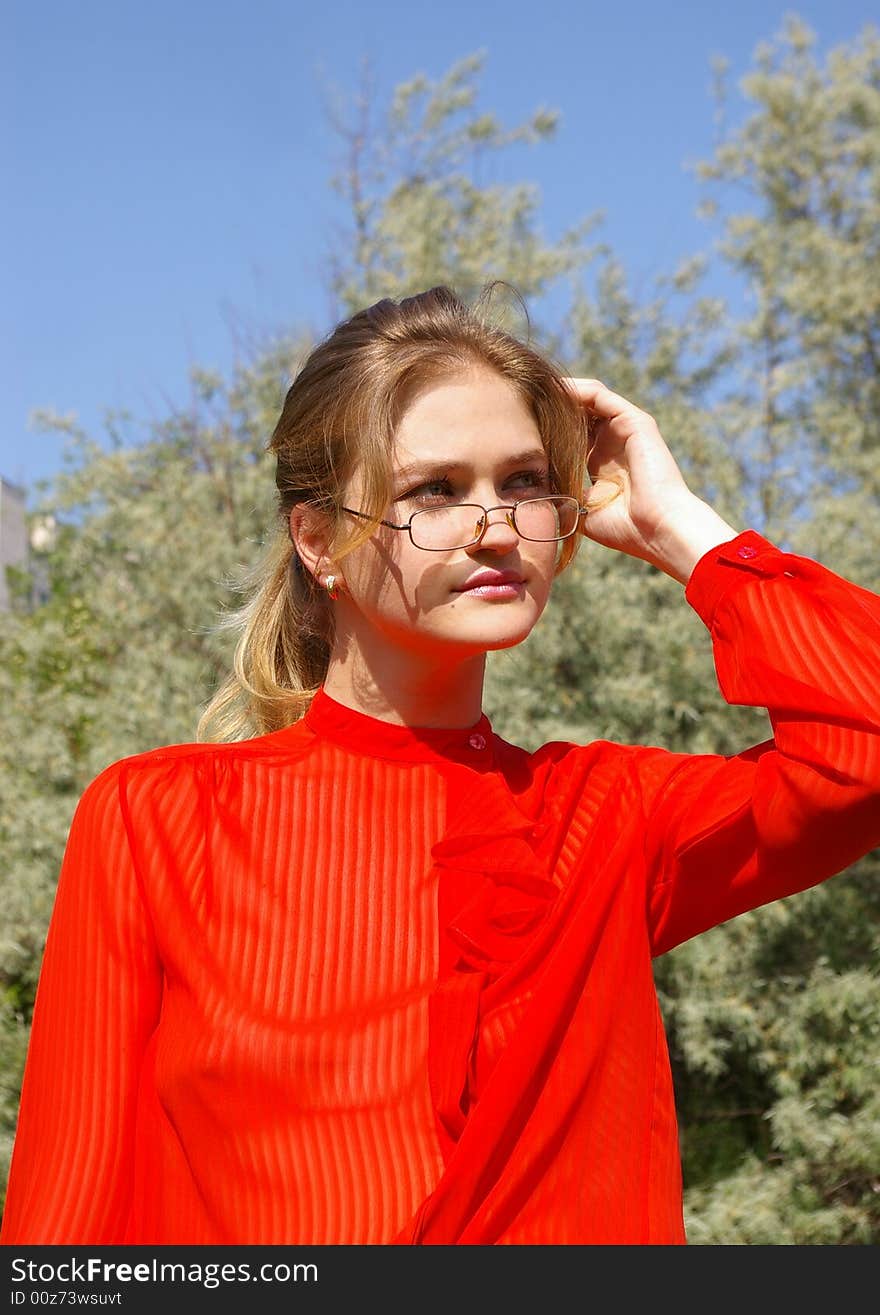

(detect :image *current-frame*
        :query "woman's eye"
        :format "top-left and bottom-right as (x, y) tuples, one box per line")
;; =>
(509, 470), (551, 495)
(406, 479), (452, 502)
(401, 469), (550, 503)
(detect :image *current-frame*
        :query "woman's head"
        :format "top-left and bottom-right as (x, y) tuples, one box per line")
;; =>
(197, 283), (597, 741)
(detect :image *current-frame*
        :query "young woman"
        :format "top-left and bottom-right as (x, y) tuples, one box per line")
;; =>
(1, 284), (878, 1246)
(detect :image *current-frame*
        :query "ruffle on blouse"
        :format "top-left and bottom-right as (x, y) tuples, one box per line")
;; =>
(426, 770), (560, 1159)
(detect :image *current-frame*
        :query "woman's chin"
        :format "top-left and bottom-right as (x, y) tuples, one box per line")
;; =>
(451, 613), (540, 653)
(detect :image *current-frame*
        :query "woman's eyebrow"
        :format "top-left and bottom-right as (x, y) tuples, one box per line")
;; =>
(394, 449), (548, 481)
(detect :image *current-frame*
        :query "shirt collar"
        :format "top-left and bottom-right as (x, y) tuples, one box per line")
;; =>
(302, 684), (496, 767)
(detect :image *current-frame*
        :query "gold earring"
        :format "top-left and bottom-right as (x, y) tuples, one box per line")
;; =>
(325, 574), (341, 600)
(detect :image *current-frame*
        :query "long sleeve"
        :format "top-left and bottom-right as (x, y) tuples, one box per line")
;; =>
(639, 529), (880, 956)
(0, 761), (163, 1243)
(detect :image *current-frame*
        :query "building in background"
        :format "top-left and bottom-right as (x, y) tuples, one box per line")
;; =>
(0, 476), (53, 610)
(0, 476), (28, 610)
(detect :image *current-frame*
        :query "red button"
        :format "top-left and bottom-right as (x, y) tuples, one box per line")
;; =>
(736, 545), (758, 559)
(468, 733), (487, 750)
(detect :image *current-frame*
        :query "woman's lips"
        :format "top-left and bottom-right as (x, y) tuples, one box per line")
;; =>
(454, 572), (525, 599)
(458, 581), (525, 599)
(455, 570), (524, 591)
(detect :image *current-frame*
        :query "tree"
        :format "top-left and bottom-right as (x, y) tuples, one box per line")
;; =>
(318, 50), (605, 319)
(672, 14), (880, 1243)
(694, 15), (880, 572)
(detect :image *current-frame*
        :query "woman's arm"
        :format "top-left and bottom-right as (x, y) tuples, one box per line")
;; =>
(0, 761), (163, 1243)
(637, 528), (880, 954)
(558, 376), (879, 951)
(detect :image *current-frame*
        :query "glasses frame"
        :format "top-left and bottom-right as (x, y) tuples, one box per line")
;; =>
(339, 495), (590, 552)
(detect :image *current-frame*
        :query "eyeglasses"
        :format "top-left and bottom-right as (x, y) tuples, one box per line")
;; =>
(339, 495), (588, 551)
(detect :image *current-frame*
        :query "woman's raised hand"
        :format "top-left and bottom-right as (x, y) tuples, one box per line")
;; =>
(561, 378), (700, 568)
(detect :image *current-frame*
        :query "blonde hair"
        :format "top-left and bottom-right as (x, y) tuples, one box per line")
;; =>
(196, 281), (619, 742)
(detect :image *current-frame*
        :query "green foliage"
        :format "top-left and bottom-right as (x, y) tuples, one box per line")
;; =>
(322, 50), (605, 319)
(693, 14), (880, 571)
(2, 15), (878, 1239)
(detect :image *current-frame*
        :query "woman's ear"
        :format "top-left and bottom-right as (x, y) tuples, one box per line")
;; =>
(288, 503), (334, 586)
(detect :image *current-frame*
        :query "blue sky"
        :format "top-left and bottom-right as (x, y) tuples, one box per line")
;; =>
(3, 0), (877, 502)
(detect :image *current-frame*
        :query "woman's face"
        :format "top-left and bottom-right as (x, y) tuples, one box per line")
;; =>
(325, 366), (562, 663)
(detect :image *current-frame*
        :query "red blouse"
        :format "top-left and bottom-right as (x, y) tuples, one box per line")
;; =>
(2, 529), (879, 1246)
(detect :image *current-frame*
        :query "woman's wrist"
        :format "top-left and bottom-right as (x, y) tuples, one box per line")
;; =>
(649, 496), (742, 587)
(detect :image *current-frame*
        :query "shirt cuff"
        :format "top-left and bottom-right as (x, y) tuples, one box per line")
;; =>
(683, 528), (797, 629)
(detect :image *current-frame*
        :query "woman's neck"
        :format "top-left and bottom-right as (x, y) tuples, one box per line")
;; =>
(321, 645), (487, 729)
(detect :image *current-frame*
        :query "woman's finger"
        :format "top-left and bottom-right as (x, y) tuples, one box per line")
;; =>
(561, 377), (640, 419)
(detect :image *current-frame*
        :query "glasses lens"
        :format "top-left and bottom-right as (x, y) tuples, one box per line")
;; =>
(410, 505), (486, 550)
(514, 496), (579, 540)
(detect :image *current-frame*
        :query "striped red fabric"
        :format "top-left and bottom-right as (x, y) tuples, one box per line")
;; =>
(1, 528), (878, 1244)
